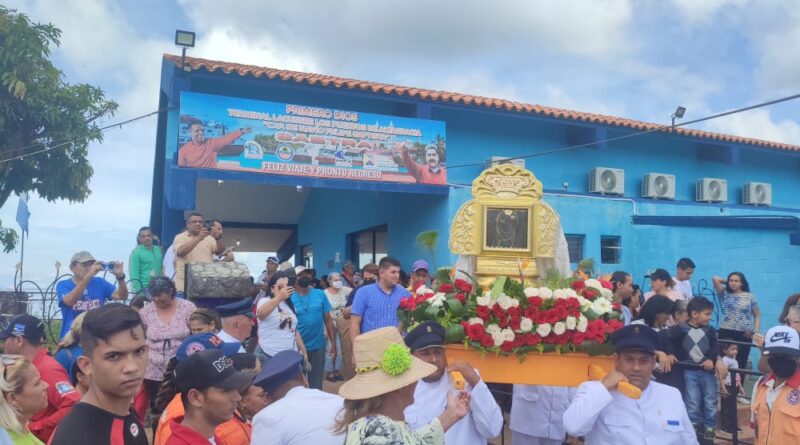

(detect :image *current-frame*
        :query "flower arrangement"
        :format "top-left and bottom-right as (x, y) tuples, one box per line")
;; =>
(398, 269), (624, 358)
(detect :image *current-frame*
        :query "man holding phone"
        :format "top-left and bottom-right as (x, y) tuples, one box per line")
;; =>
(173, 212), (225, 297)
(56, 251), (128, 339)
(209, 220), (235, 262)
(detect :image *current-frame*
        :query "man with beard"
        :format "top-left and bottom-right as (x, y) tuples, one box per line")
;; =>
(751, 325), (800, 445)
(401, 143), (446, 185)
(563, 324), (697, 444)
(403, 321), (503, 444)
(50, 304), (149, 445)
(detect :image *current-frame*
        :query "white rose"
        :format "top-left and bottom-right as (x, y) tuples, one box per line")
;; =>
(578, 296), (592, 310)
(430, 298), (444, 308)
(566, 289), (578, 299)
(416, 286), (432, 296)
(591, 298), (612, 315)
(511, 298), (520, 308)
(492, 332), (504, 347)
(485, 324), (501, 335)
(476, 295), (492, 307)
(566, 316), (577, 330)
(553, 322), (567, 336)
(553, 289), (567, 299)
(577, 315), (588, 333)
(539, 287), (554, 300)
(520, 317), (534, 332)
(585, 279), (602, 290)
(536, 323), (552, 337)
(524, 287), (540, 298)
(502, 328), (515, 342)
(468, 317), (484, 326)
(600, 288), (614, 300)
(497, 294), (513, 311)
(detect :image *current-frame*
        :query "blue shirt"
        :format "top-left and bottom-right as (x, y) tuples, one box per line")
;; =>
(291, 288), (332, 351)
(54, 345), (84, 383)
(351, 283), (410, 334)
(57, 277), (116, 339)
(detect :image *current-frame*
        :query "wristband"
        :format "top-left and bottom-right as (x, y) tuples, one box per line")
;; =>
(116, 274), (126, 281)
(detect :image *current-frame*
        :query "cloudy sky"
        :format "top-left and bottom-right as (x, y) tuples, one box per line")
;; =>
(2, 0), (800, 290)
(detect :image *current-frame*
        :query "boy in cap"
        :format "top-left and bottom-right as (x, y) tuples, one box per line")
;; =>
(50, 304), (148, 445)
(563, 324), (697, 444)
(251, 350), (344, 445)
(404, 321), (503, 444)
(752, 325), (800, 445)
(166, 349), (254, 445)
(57, 250), (128, 339)
(1, 314), (80, 442)
(216, 298), (253, 352)
(411, 259), (431, 289)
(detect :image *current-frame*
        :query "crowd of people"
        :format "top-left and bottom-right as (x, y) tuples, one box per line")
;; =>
(0, 212), (797, 444)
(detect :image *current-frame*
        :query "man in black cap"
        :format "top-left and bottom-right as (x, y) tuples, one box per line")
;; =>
(403, 321), (503, 444)
(2, 313), (80, 442)
(167, 349), (254, 445)
(251, 350), (343, 444)
(216, 298), (253, 352)
(563, 324), (697, 444)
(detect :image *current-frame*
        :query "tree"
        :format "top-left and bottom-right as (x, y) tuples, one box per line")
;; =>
(0, 7), (117, 252)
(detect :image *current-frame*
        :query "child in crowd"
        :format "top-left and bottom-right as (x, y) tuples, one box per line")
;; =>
(718, 343), (744, 435)
(666, 296), (718, 444)
(672, 300), (689, 325)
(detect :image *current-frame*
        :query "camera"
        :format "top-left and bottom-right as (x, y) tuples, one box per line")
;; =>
(100, 261), (117, 271)
(204, 220), (213, 231)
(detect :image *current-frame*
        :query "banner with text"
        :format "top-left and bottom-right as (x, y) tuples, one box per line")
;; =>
(177, 92), (447, 186)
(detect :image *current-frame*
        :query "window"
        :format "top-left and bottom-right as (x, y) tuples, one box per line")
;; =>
(349, 225), (388, 269)
(301, 244), (314, 269)
(601, 236), (621, 264)
(565, 234), (585, 263)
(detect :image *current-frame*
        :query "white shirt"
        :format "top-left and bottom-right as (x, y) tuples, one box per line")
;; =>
(405, 370), (503, 444)
(163, 245), (176, 279)
(257, 297), (298, 356)
(216, 329), (246, 353)
(252, 386), (344, 445)
(563, 381), (698, 445)
(764, 378), (787, 411)
(673, 278), (693, 300)
(510, 385), (575, 440)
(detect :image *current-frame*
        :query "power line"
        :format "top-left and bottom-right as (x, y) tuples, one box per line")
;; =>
(444, 92), (800, 170)
(0, 107), (173, 165)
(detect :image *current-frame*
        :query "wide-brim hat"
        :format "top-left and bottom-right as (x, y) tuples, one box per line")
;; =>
(339, 327), (436, 400)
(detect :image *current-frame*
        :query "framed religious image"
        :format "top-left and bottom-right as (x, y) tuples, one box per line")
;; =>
(483, 207), (530, 251)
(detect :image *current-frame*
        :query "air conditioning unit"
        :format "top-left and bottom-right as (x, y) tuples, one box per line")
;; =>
(696, 178), (727, 203)
(742, 182), (772, 206)
(642, 173), (676, 200)
(589, 167), (624, 195)
(489, 156), (525, 169)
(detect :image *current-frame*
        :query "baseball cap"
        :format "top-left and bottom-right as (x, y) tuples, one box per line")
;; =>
(411, 260), (430, 273)
(610, 324), (660, 355)
(175, 349), (254, 393)
(0, 314), (45, 343)
(70, 251), (95, 264)
(763, 325), (800, 358)
(175, 333), (242, 362)
(404, 321), (445, 351)
(266, 256), (279, 264)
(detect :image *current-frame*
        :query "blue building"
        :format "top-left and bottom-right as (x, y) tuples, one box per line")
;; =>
(152, 54), (800, 329)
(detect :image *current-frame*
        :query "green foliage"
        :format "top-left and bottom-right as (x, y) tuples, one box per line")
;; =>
(542, 268), (574, 290)
(0, 7), (117, 251)
(577, 258), (596, 276)
(415, 230), (438, 269)
(434, 267), (451, 285)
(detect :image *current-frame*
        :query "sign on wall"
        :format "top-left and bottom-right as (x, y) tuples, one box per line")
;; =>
(177, 92), (447, 186)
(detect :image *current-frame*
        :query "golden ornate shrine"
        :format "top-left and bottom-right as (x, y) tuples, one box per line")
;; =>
(449, 164), (560, 286)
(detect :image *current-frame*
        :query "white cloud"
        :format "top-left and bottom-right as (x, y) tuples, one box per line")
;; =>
(670, 0), (749, 23)
(705, 108), (800, 145)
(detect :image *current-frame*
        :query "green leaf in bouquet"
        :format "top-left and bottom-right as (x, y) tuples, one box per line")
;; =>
(445, 299), (465, 318)
(435, 267), (452, 285)
(491, 276), (507, 298)
(583, 308), (602, 321)
(445, 324), (465, 343)
(424, 305), (443, 321)
(413, 304), (428, 322)
(577, 341), (616, 356)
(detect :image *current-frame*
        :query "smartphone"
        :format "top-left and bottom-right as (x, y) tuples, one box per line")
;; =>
(100, 261), (116, 271)
(204, 220), (213, 231)
(287, 276), (296, 287)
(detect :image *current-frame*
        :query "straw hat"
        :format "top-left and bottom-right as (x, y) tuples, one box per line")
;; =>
(339, 327), (436, 400)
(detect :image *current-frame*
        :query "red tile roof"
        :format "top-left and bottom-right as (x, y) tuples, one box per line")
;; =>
(165, 54), (800, 153)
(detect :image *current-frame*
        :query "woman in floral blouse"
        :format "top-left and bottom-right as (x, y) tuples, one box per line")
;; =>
(714, 272), (760, 369)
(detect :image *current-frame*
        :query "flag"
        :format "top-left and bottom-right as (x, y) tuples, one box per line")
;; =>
(15, 193), (30, 236)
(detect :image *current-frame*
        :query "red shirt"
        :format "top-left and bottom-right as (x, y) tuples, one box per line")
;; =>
(30, 348), (80, 442)
(178, 130), (244, 169)
(402, 151), (446, 185)
(165, 418), (224, 445)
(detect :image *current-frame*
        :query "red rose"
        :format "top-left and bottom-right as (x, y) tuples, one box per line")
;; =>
(481, 334), (494, 348)
(612, 302), (621, 311)
(469, 323), (485, 339)
(499, 317), (508, 329)
(476, 306), (491, 320)
(599, 279), (613, 290)
(493, 305), (505, 319)
(571, 280), (586, 291)
(438, 283), (454, 293)
(526, 334), (542, 345)
(572, 332), (585, 345)
(455, 293), (466, 304)
(527, 296), (543, 307)
(508, 306), (520, 318)
(510, 317), (522, 331)
(501, 341), (515, 352)
(513, 336), (525, 347)
(584, 289), (598, 300)
(454, 279), (473, 293)
(606, 319), (624, 333)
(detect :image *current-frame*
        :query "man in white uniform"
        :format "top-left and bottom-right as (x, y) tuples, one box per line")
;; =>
(510, 385), (575, 445)
(563, 324), (698, 445)
(404, 321), (503, 444)
(215, 298), (251, 353)
(251, 350), (344, 445)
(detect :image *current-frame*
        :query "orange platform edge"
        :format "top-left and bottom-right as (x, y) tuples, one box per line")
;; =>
(445, 344), (616, 386)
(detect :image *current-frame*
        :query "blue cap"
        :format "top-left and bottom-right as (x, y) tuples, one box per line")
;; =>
(216, 298), (254, 319)
(253, 350), (304, 393)
(176, 333), (241, 362)
(411, 259), (430, 273)
(610, 324), (660, 355)
(404, 321), (445, 351)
